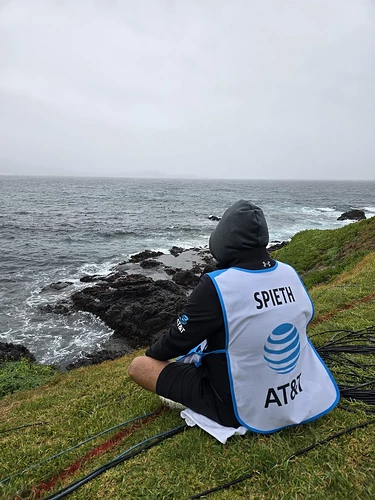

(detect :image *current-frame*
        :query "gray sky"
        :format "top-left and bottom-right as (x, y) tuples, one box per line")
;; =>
(1, 0), (375, 180)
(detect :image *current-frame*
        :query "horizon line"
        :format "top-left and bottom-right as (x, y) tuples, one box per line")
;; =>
(1, 173), (375, 182)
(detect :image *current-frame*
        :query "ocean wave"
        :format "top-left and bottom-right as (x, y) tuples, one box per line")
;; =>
(99, 230), (139, 238)
(300, 206), (340, 216)
(315, 207), (337, 213)
(78, 260), (121, 276)
(1, 311), (113, 366)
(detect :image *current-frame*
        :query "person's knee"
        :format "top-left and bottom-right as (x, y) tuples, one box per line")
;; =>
(128, 355), (146, 381)
(128, 356), (169, 393)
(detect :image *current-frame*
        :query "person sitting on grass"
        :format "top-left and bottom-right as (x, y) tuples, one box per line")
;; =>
(128, 200), (340, 433)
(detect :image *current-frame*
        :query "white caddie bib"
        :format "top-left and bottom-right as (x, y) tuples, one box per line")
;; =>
(207, 262), (340, 433)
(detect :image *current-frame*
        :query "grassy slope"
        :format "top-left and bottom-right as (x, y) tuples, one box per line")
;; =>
(0, 361), (58, 399)
(1, 218), (375, 500)
(273, 215), (375, 289)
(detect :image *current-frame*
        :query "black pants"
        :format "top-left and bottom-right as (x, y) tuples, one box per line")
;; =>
(156, 361), (240, 428)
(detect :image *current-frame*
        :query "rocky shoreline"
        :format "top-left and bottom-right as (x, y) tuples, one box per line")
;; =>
(55, 247), (218, 369)
(2, 207), (366, 370)
(2, 242), (289, 370)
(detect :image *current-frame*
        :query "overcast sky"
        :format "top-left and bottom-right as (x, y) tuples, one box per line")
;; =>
(1, 0), (375, 180)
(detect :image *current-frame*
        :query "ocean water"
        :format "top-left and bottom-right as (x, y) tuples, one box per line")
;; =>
(1, 175), (374, 366)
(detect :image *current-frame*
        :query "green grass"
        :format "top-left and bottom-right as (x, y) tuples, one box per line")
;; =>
(0, 360), (58, 398)
(274, 216), (375, 288)
(1, 219), (375, 499)
(1, 358), (373, 499)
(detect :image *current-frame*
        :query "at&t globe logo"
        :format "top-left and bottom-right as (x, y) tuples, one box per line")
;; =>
(263, 323), (300, 374)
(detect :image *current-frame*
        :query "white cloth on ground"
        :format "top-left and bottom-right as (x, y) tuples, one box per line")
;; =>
(177, 341), (247, 443)
(180, 408), (247, 444)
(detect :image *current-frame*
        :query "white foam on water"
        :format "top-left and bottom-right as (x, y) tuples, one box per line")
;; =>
(78, 259), (120, 277)
(6, 309), (114, 365)
(316, 207), (336, 213)
(1, 260), (122, 365)
(300, 206), (342, 219)
(127, 234), (210, 257)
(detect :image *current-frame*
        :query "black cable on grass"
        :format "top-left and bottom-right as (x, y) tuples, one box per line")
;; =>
(0, 411), (158, 485)
(43, 424), (187, 500)
(320, 345), (375, 354)
(0, 422), (49, 434)
(338, 403), (375, 415)
(189, 418), (375, 499)
(320, 324), (375, 334)
(314, 326), (375, 407)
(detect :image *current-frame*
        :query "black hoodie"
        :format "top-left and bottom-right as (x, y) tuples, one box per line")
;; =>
(146, 200), (275, 405)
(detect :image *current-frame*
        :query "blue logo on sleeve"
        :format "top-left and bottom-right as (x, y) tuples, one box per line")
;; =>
(176, 314), (189, 333)
(179, 314), (189, 325)
(264, 323), (300, 374)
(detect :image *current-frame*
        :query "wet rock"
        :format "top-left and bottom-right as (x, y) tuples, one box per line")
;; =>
(0, 342), (36, 363)
(172, 269), (200, 288)
(70, 274), (187, 348)
(41, 246), (218, 368)
(155, 248), (215, 273)
(337, 209), (366, 221)
(41, 281), (74, 292)
(129, 250), (164, 263)
(268, 241), (289, 252)
(80, 274), (108, 283)
(170, 246), (184, 257)
(139, 259), (161, 269)
(164, 267), (177, 276)
(208, 215), (221, 221)
(38, 300), (72, 315)
(201, 264), (217, 274)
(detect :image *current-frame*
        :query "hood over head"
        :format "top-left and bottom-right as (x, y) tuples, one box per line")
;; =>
(209, 199), (269, 266)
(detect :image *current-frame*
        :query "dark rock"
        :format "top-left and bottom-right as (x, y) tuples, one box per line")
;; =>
(80, 274), (108, 283)
(199, 251), (216, 267)
(105, 274), (149, 288)
(337, 209), (366, 221)
(191, 264), (204, 274)
(172, 269), (200, 288)
(70, 273), (187, 348)
(170, 246), (184, 257)
(104, 272), (128, 284)
(129, 250), (163, 263)
(38, 300), (72, 315)
(41, 246), (218, 367)
(0, 342), (36, 363)
(268, 241), (289, 252)
(164, 267), (177, 276)
(41, 281), (74, 292)
(208, 215), (221, 221)
(139, 259), (161, 269)
(201, 264), (217, 274)
(111, 263), (128, 274)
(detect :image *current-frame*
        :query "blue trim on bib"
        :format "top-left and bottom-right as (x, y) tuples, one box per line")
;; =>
(208, 269), (228, 279)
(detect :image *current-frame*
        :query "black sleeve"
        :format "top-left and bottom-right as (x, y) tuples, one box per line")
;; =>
(145, 274), (223, 361)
